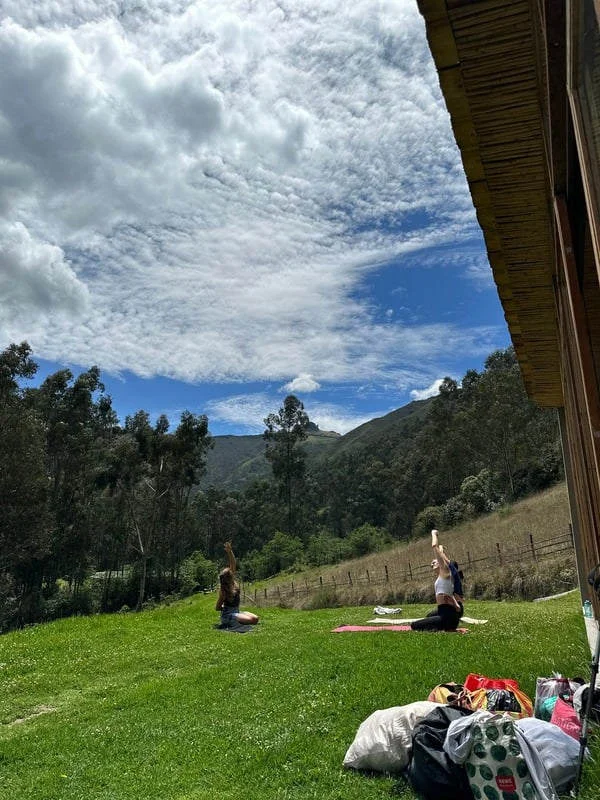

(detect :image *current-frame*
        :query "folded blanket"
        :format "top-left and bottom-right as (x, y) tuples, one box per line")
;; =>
(214, 619), (255, 633)
(332, 625), (469, 633)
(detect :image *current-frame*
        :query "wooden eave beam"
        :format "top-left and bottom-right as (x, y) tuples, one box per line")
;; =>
(417, 0), (563, 407)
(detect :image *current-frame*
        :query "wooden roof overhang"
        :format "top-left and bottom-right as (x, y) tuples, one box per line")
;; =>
(418, 0), (563, 406)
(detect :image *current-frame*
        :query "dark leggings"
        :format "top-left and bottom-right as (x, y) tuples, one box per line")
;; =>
(411, 603), (463, 632)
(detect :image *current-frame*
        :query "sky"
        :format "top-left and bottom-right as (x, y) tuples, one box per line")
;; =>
(0, 0), (510, 436)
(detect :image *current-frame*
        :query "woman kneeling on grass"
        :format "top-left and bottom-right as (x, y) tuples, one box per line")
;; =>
(216, 542), (259, 627)
(411, 529), (464, 632)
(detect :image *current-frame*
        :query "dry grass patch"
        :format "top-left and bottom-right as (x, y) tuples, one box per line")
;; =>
(251, 484), (572, 609)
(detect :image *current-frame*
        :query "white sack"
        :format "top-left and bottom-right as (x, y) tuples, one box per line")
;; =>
(343, 701), (441, 773)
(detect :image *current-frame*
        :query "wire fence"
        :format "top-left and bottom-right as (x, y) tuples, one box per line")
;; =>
(242, 527), (576, 607)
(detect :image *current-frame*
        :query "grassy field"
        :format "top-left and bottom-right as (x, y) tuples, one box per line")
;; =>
(1, 590), (598, 800)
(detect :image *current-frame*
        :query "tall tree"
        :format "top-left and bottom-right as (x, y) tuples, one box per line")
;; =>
(263, 395), (309, 535)
(104, 410), (211, 609)
(27, 366), (115, 591)
(0, 343), (50, 627)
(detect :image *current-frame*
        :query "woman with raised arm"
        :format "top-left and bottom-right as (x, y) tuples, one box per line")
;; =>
(216, 542), (259, 627)
(410, 529), (464, 632)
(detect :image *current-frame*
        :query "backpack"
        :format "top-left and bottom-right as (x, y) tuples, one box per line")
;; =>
(407, 706), (475, 800)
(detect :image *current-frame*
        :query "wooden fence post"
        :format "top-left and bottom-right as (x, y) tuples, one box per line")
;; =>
(408, 562), (413, 580)
(496, 542), (503, 566)
(254, 588), (257, 602)
(264, 588), (267, 599)
(467, 551), (472, 567)
(291, 581), (295, 596)
(348, 571), (353, 586)
(385, 565), (389, 582)
(332, 575), (336, 588)
(366, 570), (370, 583)
(320, 575), (323, 587)
(529, 533), (537, 562)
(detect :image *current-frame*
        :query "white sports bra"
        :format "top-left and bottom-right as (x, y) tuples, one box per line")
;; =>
(434, 574), (454, 596)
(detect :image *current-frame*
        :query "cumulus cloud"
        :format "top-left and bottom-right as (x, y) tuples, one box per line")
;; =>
(0, 2), (498, 388)
(410, 378), (444, 401)
(0, 222), (89, 325)
(282, 374), (321, 393)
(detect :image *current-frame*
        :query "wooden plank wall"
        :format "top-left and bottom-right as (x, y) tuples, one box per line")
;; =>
(555, 199), (600, 613)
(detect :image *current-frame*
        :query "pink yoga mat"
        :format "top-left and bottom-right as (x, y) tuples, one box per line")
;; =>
(332, 625), (469, 633)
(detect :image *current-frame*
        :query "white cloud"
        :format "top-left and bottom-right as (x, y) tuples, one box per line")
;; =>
(206, 393), (273, 434)
(306, 403), (383, 436)
(410, 378), (444, 401)
(206, 391), (385, 435)
(463, 259), (495, 289)
(0, 222), (89, 332)
(282, 374), (321, 393)
(0, 3), (497, 387)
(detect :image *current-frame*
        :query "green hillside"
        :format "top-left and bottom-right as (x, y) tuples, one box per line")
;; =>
(202, 399), (431, 491)
(202, 427), (341, 490)
(325, 398), (432, 456)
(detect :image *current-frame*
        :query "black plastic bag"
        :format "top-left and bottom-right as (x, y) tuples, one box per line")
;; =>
(406, 706), (475, 800)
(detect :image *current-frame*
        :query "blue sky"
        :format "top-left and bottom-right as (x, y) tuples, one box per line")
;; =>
(1, 1), (510, 435)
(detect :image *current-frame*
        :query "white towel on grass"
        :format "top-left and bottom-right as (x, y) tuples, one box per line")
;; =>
(373, 606), (402, 615)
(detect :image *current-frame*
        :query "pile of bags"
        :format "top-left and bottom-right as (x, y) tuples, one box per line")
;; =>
(343, 672), (587, 799)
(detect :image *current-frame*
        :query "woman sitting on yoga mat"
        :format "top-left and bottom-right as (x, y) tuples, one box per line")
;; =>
(216, 542), (259, 626)
(411, 529), (464, 632)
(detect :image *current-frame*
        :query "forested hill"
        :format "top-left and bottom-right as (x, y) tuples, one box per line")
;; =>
(202, 401), (430, 490)
(307, 349), (562, 542)
(201, 426), (340, 490)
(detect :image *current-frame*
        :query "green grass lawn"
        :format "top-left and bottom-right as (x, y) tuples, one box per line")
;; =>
(1, 593), (598, 799)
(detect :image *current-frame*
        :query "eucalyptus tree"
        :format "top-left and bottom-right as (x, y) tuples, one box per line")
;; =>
(263, 394), (310, 535)
(105, 410), (211, 608)
(157, 411), (211, 583)
(0, 343), (50, 627)
(27, 365), (116, 591)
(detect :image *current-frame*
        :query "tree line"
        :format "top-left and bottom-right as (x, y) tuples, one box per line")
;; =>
(0, 342), (562, 631)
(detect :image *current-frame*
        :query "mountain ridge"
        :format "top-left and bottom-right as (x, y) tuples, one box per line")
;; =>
(201, 397), (433, 490)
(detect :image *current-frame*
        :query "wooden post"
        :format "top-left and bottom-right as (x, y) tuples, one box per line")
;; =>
(496, 542), (503, 565)
(254, 588), (257, 601)
(408, 562), (413, 580)
(366, 570), (370, 583)
(529, 533), (537, 562)
(348, 571), (353, 586)
(320, 575), (323, 587)
(277, 585), (281, 599)
(569, 522), (575, 549)
(291, 581), (295, 596)
(385, 565), (389, 582)
(264, 588), (267, 599)
(467, 551), (472, 567)
(332, 575), (336, 587)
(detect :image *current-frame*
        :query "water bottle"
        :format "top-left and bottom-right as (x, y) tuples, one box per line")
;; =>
(583, 600), (593, 618)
